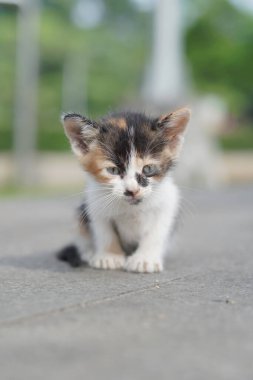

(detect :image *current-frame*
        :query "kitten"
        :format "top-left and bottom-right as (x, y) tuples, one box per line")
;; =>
(57, 108), (190, 273)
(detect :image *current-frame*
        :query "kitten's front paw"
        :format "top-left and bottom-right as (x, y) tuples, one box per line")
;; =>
(89, 253), (125, 270)
(125, 254), (163, 273)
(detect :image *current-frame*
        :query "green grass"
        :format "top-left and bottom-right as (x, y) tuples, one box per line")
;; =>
(219, 126), (253, 150)
(38, 129), (69, 151)
(0, 129), (12, 151)
(0, 183), (82, 198)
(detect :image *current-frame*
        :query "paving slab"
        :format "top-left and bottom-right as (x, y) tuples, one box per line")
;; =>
(0, 185), (253, 380)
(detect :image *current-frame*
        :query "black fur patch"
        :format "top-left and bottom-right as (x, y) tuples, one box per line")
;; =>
(56, 245), (84, 268)
(97, 112), (168, 173)
(136, 173), (149, 187)
(63, 113), (99, 130)
(63, 112), (84, 121)
(78, 202), (90, 229)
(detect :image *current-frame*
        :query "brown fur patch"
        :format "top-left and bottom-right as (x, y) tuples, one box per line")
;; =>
(79, 145), (111, 183)
(107, 238), (125, 256)
(154, 147), (174, 181)
(158, 108), (190, 152)
(79, 221), (90, 238)
(107, 117), (127, 129)
(136, 154), (160, 168)
(135, 151), (173, 182)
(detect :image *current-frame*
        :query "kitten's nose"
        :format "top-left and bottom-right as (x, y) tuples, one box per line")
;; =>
(124, 178), (140, 197)
(124, 189), (140, 198)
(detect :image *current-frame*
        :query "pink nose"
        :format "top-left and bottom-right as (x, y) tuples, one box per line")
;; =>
(124, 189), (140, 197)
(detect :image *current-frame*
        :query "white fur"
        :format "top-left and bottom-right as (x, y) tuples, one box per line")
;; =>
(81, 170), (179, 273)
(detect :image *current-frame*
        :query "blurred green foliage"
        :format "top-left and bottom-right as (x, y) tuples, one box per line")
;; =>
(186, 0), (253, 115)
(219, 125), (253, 150)
(0, 0), (253, 151)
(0, 0), (150, 151)
(0, 7), (17, 150)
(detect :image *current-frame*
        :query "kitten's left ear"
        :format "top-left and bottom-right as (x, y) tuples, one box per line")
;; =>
(157, 107), (191, 155)
(61, 113), (99, 157)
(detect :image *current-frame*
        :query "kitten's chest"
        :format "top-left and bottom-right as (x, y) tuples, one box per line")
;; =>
(113, 207), (148, 246)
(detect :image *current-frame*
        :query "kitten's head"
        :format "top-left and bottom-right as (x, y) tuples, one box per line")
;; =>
(62, 109), (190, 205)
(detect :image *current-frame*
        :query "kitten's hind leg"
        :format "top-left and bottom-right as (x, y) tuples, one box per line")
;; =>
(76, 202), (94, 263)
(57, 202), (93, 268)
(57, 233), (93, 268)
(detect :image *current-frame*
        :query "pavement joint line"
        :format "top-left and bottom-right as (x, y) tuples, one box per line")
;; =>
(0, 274), (191, 329)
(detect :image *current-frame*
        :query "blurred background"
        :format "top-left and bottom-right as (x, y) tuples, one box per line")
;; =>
(1, 0), (253, 195)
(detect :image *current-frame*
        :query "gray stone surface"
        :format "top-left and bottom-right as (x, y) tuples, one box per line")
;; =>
(0, 185), (253, 380)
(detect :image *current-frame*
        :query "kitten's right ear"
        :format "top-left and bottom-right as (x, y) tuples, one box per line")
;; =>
(61, 113), (98, 157)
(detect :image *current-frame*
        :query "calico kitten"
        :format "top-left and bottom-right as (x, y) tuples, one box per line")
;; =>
(57, 108), (190, 273)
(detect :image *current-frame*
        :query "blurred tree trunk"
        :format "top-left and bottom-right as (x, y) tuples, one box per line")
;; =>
(13, 0), (40, 185)
(143, 0), (186, 107)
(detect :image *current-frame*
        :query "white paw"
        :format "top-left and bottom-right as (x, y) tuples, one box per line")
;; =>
(89, 253), (125, 270)
(125, 254), (163, 273)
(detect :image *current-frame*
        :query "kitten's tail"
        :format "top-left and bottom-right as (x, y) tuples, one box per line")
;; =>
(56, 244), (86, 268)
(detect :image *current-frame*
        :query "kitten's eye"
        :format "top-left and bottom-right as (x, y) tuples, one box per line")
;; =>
(142, 164), (157, 177)
(107, 167), (120, 175)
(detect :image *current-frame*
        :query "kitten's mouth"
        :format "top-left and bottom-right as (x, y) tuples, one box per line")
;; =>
(125, 197), (142, 205)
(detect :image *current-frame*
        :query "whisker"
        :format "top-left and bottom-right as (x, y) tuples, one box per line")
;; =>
(88, 195), (117, 220)
(60, 191), (85, 200)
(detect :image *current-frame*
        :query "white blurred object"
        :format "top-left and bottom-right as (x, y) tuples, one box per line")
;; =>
(175, 96), (228, 187)
(14, 0), (40, 185)
(130, 0), (156, 12)
(62, 51), (88, 114)
(229, 0), (253, 13)
(0, 0), (20, 4)
(142, 0), (227, 187)
(71, 0), (105, 29)
(143, 0), (185, 105)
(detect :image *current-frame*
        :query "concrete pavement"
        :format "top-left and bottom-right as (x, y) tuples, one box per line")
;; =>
(0, 185), (253, 380)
